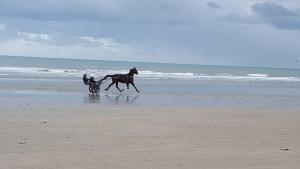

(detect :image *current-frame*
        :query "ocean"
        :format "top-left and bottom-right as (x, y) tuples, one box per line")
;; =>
(1, 55), (300, 81)
(1, 55), (300, 109)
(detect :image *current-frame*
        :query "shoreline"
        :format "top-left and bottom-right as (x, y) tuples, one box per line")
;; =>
(1, 76), (300, 110)
(1, 87), (300, 111)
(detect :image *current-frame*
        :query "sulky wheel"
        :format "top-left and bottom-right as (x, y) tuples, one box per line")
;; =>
(89, 84), (100, 93)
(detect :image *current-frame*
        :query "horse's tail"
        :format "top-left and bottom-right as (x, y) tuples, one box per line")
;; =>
(98, 75), (112, 84)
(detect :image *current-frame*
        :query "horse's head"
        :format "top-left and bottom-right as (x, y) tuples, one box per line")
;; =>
(130, 67), (138, 75)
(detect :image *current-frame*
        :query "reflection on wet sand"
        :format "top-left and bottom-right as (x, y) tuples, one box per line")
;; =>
(83, 94), (101, 103)
(105, 94), (139, 104)
(84, 93), (139, 104)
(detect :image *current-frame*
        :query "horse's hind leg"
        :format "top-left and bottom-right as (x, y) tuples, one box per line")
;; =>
(105, 82), (115, 91)
(116, 82), (124, 92)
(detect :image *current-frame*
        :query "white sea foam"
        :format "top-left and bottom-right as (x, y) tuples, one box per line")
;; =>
(247, 74), (268, 77)
(0, 66), (300, 82)
(0, 66), (79, 75)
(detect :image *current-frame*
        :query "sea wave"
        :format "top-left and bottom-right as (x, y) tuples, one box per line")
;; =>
(247, 74), (268, 77)
(0, 66), (300, 82)
(0, 66), (80, 75)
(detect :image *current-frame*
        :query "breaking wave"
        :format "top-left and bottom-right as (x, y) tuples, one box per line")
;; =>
(0, 66), (300, 82)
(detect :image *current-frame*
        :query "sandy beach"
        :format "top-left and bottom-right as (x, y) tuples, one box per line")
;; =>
(1, 100), (300, 169)
(1, 56), (300, 169)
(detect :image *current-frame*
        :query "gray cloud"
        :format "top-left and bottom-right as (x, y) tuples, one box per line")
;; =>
(0, 24), (5, 30)
(1, 0), (300, 68)
(252, 2), (300, 30)
(0, 0), (200, 25)
(207, 1), (221, 9)
(0, 1), (123, 23)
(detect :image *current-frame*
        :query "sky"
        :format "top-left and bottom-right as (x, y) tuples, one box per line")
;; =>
(0, 0), (300, 68)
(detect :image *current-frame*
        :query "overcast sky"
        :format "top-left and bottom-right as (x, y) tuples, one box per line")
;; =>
(0, 0), (300, 68)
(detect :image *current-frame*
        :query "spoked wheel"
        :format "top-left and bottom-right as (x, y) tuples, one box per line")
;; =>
(89, 84), (100, 94)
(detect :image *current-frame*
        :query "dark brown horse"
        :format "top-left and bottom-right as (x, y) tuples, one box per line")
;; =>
(100, 67), (140, 93)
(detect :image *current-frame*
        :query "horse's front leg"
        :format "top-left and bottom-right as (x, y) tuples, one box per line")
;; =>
(116, 82), (124, 92)
(130, 82), (140, 93)
(126, 83), (129, 90)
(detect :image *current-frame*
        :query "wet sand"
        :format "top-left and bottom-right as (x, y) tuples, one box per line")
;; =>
(1, 76), (300, 169)
(1, 100), (300, 169)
